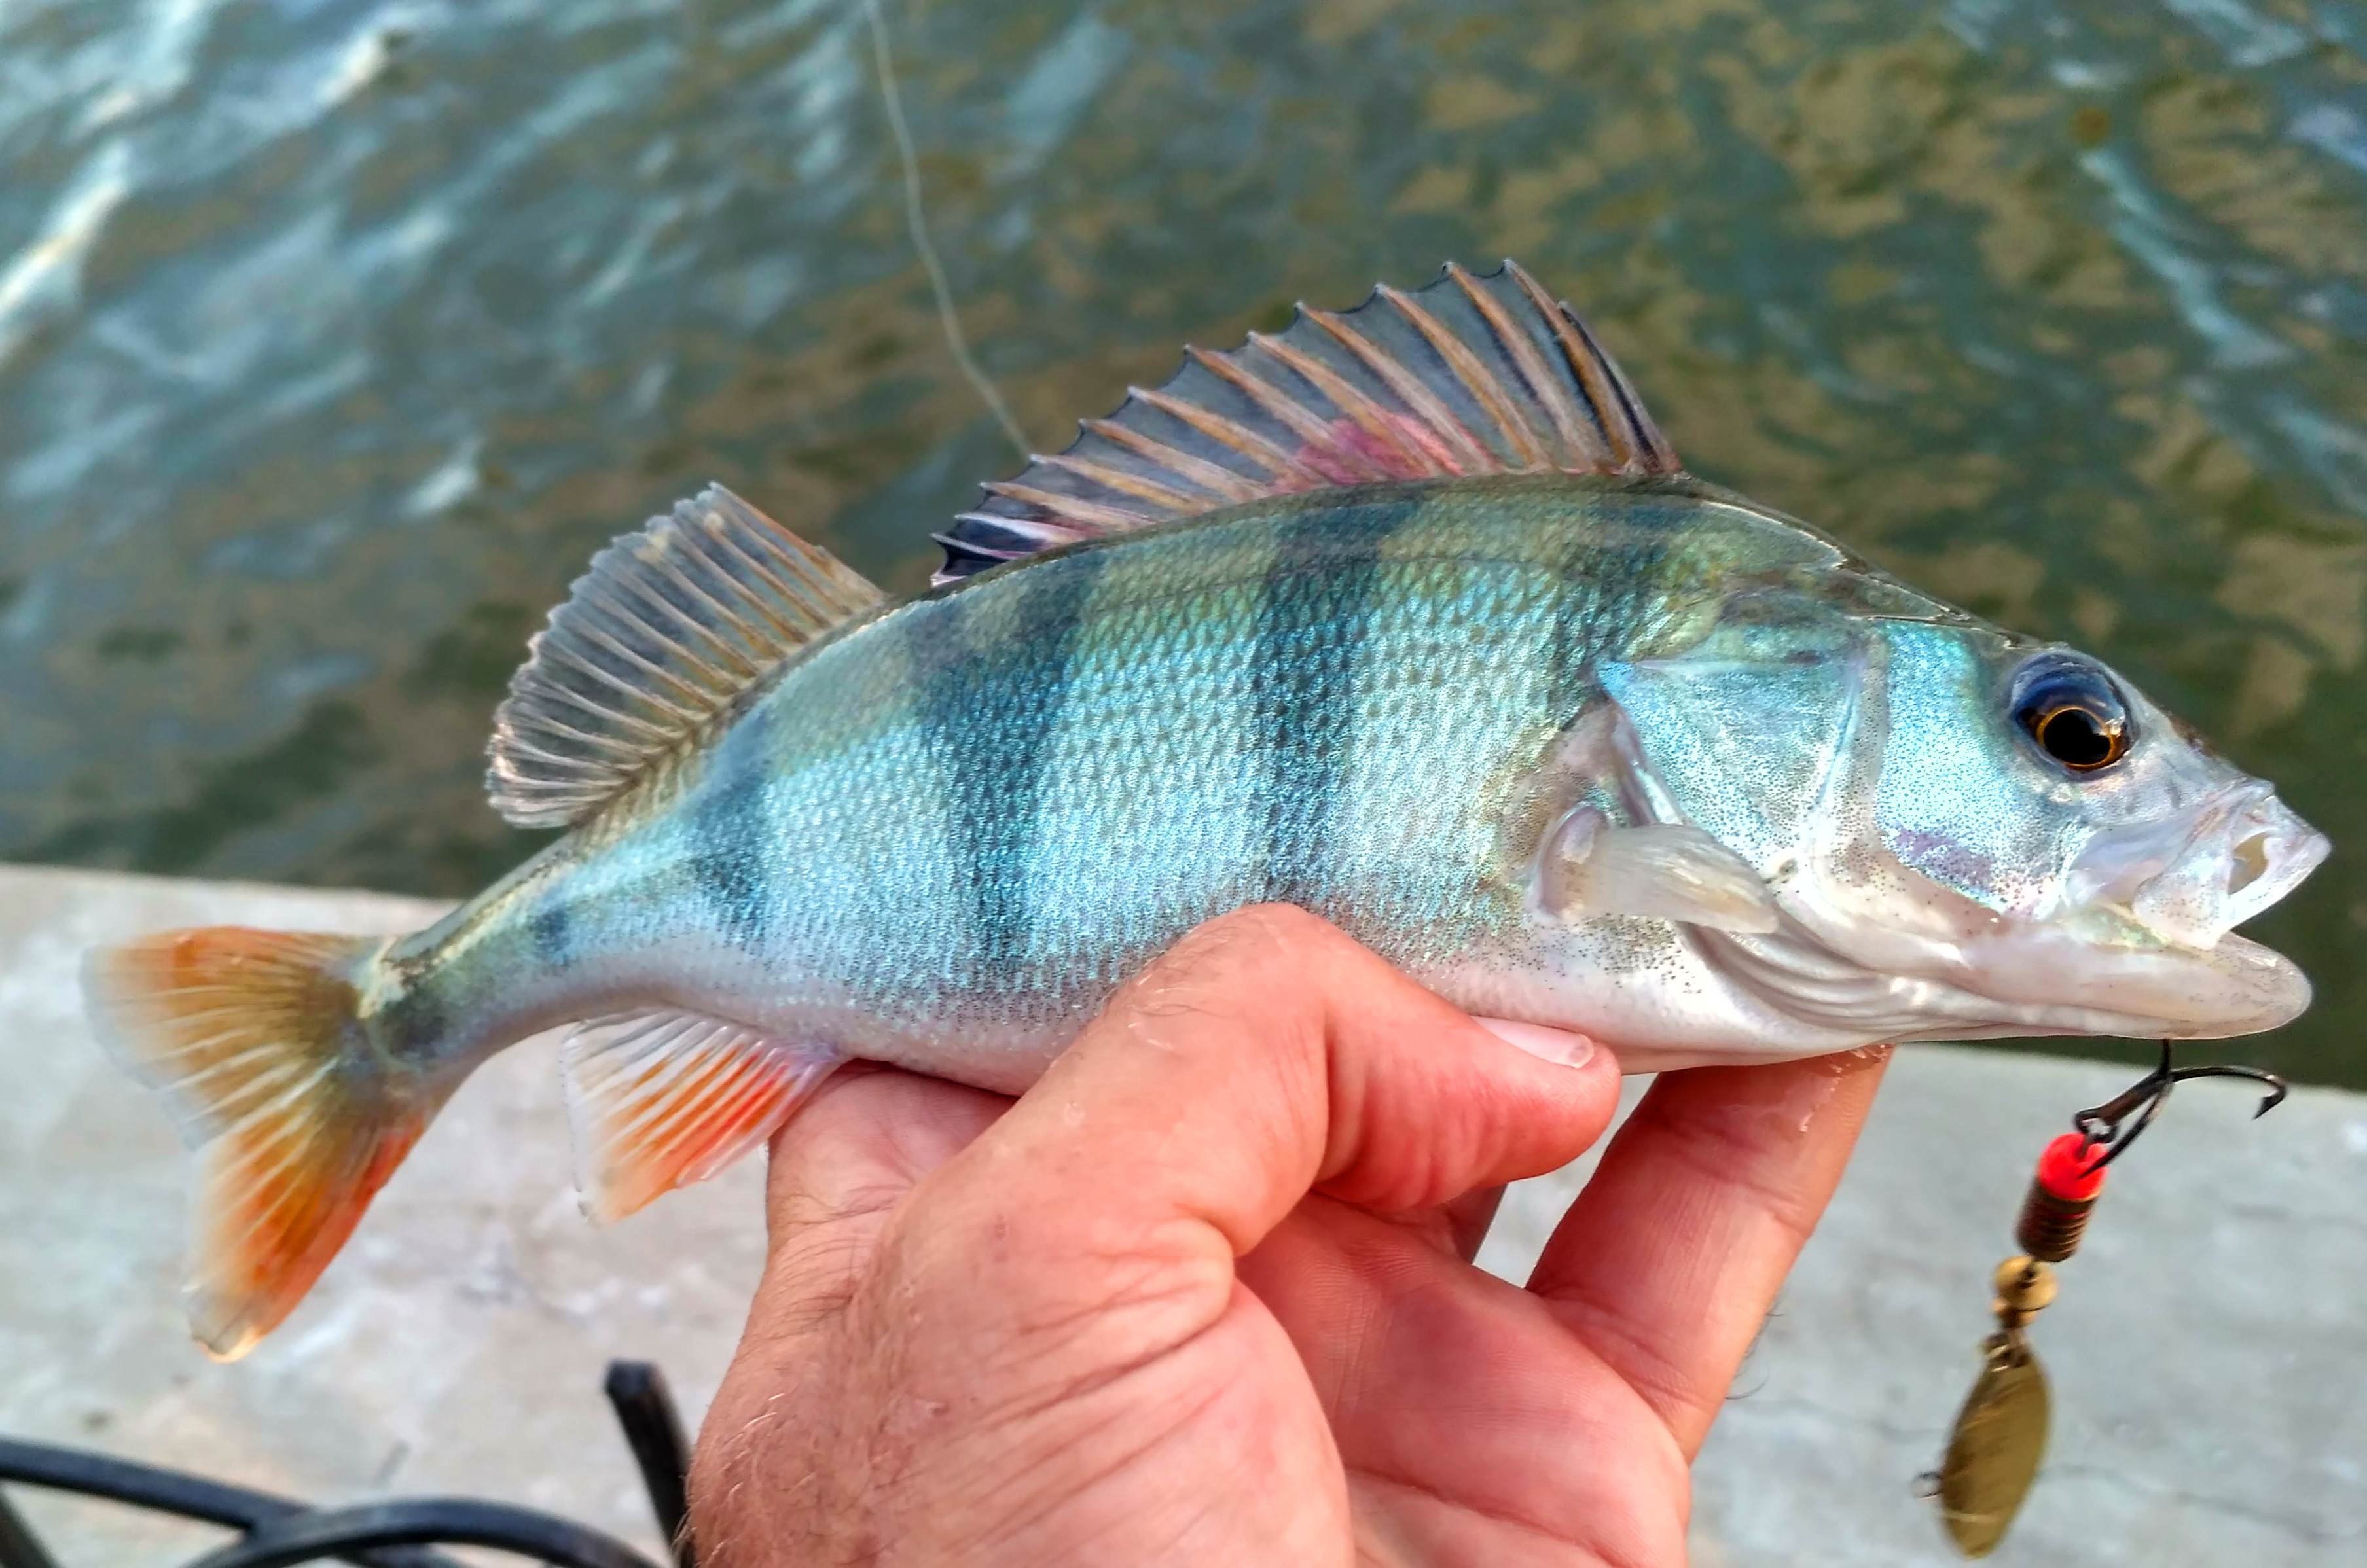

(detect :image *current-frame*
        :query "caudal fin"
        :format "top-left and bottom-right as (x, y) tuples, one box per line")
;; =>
(82, 927), (430, 1361)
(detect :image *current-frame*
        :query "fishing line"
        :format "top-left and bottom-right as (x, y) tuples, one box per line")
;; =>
(860, 0), (1032, 461)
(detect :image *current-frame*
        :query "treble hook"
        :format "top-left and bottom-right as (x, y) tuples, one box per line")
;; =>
(2069, 1040), (2288, 1170)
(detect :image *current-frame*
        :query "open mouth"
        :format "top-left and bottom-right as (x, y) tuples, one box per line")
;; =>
(1723, 783), (2331, 1044)
(2068, 783), (2329, 952)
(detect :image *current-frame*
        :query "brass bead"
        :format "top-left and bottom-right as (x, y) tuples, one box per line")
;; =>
(1990, 1256), (2058, 1330)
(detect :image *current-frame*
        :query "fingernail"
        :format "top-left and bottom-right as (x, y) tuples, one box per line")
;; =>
(1477, 1017), (1597, 1069)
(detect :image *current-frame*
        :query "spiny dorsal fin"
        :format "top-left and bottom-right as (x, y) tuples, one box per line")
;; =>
(488, 486), (884, 827)
(932, 259), (1680, 583)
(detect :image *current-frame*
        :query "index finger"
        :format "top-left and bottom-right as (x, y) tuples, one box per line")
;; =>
(1524, 1048), (1891, 1457)
(886, 906), (1623, 1347)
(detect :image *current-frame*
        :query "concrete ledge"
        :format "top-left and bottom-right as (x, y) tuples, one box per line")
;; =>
(4, 865), (2361, 1564)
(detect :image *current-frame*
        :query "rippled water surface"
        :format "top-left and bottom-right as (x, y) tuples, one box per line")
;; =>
(4, 0), (2364, 1081)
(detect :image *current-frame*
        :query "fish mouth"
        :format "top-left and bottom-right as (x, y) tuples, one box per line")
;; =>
(1990, 784), (2331, 1039)
(1700, 785), (2327, 1045)
(1704, 904), (2315, 1046)
(2061, 782), (2329, 950)
(1946, 785), (2327, 1041)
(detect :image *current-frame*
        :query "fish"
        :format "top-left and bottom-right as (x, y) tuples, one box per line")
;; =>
(82, 260), (2328, 1359)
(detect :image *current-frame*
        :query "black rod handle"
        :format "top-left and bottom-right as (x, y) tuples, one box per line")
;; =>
(602, 1362), (695, 1568)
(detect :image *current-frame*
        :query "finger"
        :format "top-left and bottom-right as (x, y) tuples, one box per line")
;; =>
(751, 1066), (1011, 1321)
(696, 1066), (1016, 1563)
(1237, 1202), (1691, 1566)
(767, 1064), (1011, 1230)
(1526, 1047), (1890, 1457)
(899, 904), (1622, 1329)
(937, 905), (1615, 1243)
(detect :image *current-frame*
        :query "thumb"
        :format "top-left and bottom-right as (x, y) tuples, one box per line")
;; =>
(905, 904), (1621, 1292)
(695, 906), (1623, 1567)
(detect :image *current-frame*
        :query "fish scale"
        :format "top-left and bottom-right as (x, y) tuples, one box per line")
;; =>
(79, 262), (2326, 1359)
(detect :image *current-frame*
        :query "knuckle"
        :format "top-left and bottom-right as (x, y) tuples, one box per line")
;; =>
(1113, 904), (1343, 1033)
(1155, 903), (1335, 982)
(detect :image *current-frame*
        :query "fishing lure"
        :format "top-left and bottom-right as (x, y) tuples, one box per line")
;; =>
(1928, 1044), (2287, 1556)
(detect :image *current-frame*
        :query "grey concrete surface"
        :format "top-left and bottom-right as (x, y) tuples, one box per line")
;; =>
(3, 865), (2362, 1565)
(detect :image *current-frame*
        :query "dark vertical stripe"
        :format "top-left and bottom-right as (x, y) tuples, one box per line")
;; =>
(689, 763), (770, 950)
(1546, 516), (1602, 717)
(1546, 507), (1667, 717)
(527, 897), (574, 966)
(1248, 501), (1406, 905)
(920, 549), (1111, 988)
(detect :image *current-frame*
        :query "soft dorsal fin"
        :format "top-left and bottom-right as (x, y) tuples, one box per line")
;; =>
(932, 259), (1681, 583)
(488, 486), (884, 827)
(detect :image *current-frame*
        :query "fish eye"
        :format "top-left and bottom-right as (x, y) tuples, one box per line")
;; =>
(2010, 657), (2131, 773)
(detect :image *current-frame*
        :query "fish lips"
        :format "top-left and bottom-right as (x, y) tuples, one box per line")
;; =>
(1954, 921), (2315, 1041)
(1759, 787), (2326, 1042)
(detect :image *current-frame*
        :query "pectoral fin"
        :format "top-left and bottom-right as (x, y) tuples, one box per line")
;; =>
(1534, 808), (1780, 933)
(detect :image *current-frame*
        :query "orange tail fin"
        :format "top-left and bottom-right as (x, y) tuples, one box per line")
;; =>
(82, 927), (431, 1360)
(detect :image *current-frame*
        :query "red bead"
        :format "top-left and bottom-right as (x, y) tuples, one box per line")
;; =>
(2036, 1131), (2108, 1201)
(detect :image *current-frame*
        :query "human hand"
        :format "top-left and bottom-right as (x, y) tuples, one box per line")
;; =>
(689, 906), (1889, 1567)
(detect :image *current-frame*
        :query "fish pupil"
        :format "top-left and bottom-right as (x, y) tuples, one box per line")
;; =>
(2036, 705), (2117, 768)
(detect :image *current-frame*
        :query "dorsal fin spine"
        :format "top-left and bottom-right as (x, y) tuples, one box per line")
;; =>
(928, 261), (1683, 584)
(1297, 307), (1475, 473)
(1185, 346), (1348, 465)
(1248, 329), (1438, 477)
(1506, 263), (1628, 466)
(1032, 451), (1206, 512)
(1081, 417), (1261, 501)
(1448, 262), (1591, 457)
(1381, 282), (1548, 466)
(1128, 382), (1299, 478)
(1570, 314), (1646, 467)
(982, 480), (1145, 531)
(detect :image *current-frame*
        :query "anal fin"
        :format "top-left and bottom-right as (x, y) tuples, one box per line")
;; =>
(561, 1011), (844, 1222)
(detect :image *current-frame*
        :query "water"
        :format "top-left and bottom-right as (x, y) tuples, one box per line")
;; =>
(2, 0), (2363, 1084)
